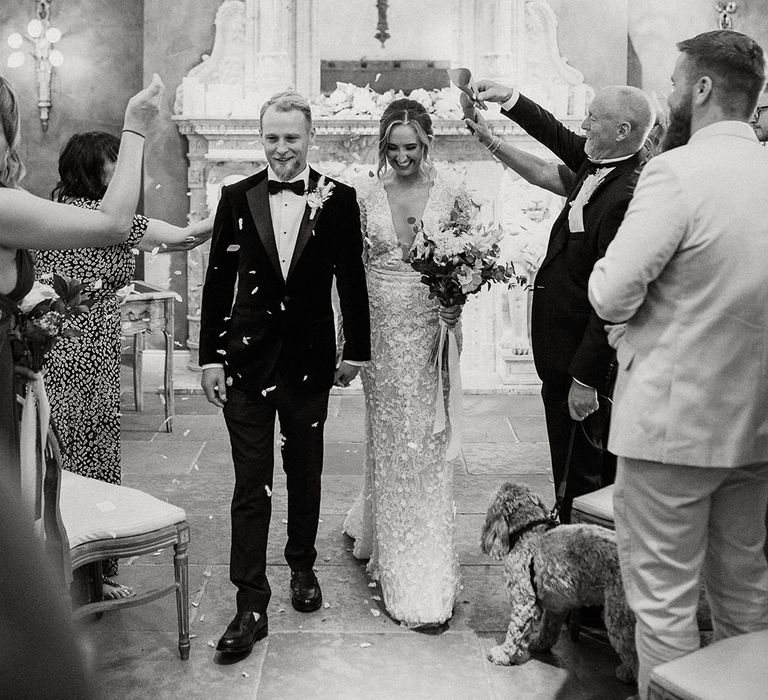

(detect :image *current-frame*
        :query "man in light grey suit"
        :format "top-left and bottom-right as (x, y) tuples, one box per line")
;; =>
(588, 30), (768, 699)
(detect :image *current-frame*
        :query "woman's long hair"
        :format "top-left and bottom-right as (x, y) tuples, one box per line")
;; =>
(0, 77), (26, 188)
(377, 98), (434, 178)
(51, 131), (121, 202)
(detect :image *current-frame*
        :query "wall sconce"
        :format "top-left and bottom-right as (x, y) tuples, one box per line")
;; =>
(6, 1), (64, 132)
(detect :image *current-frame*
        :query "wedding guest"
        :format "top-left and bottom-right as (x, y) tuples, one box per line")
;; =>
(200, 91), (370, 658)
(588, 30), (768, 700)
(751, 89), (768, 142)
(472, 79), (654, 522)
(34, 131), (213, 600)
(342, 99), (467, 629)
(0, 75), (163, 488)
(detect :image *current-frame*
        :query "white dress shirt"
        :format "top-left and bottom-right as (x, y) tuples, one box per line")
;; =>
(267, 165), (310, 279)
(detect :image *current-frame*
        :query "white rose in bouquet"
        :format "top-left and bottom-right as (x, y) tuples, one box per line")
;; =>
(18, 281), (59, 314)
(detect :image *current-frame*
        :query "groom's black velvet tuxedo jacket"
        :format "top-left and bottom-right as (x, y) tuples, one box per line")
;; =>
(503, 94), (642, 392)
(199, 167), (370, 394)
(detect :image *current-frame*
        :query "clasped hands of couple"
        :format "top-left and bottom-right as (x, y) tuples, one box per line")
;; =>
(202, 302), (462, 401)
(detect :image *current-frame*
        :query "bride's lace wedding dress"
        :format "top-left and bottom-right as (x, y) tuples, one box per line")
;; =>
(343, 169), (469, 627)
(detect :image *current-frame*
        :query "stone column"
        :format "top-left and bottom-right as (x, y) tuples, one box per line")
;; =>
(183, 133), (210, 369)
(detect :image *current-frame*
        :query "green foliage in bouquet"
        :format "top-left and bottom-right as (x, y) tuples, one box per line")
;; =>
(11, 274), (95, 373)
(407, 199), (523, 308)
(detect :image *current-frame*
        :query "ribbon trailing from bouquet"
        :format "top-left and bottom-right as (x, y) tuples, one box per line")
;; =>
(432, 322), (463, 459)
(19, 375), (51, 526)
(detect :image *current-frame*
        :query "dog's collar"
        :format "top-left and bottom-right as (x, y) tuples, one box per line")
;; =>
(508, 517), (558, 551)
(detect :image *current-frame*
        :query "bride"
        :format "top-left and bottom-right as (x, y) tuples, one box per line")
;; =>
(343, 98), (471, 628)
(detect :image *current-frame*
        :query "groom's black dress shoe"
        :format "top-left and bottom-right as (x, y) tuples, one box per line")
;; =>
(216, 611), (268, 655)
(290, 569), (322, 612)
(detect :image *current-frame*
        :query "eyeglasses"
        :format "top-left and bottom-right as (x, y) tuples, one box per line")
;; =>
(753, 105), (768, 122)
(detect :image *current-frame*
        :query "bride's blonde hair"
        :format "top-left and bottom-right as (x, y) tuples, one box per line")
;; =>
(377, 99), (434, 178)
(0, 77), (26, 189)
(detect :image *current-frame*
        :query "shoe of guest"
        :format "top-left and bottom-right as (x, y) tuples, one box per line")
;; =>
(216, 611), (268, 655)
(290, 569), (322, 612)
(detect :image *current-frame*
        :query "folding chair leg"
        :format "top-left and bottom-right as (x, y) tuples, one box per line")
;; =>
(174, 532), (190, 660)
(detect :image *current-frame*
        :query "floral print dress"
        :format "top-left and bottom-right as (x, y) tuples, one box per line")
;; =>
(34, 199), (148, 493)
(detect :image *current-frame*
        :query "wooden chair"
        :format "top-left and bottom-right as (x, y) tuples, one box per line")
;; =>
(36, 425), (191, 659)
(648, 629), (768, 699)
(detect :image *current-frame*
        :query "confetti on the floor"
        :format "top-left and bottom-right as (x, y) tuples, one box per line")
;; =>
(161, 454), (168, 459)
(191, 602), (199, 607)
(278, 608), (285, 613)
(203, 571), (212, 578)
(189, 634), (197, 639)
(371, 595), (381, 601)
(370, 609), (380, 617)
(323, 556), (330, 562)
(323, 602), (331, 609)
(199, 615), (205, 622)
(367, 582), (377, 588)
(241, 672), (249, 678)
(360, 642), (372, 648)
(208, 515), (213, 520)
(183, 429), (191, 437)
(171, 478), (179, 484)
(407, 442), (418, 449)
(207, 640), (216, 648)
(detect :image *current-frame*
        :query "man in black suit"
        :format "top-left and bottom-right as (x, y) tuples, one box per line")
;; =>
(199, 91), (370, 656)
(471, 82), (654, 522)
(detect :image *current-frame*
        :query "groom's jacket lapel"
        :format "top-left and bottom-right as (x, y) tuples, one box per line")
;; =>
(287, 168), (320, 281)
(246, 174), (284, 283)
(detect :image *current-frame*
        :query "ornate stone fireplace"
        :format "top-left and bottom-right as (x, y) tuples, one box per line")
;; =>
(172, 0), (593, 391)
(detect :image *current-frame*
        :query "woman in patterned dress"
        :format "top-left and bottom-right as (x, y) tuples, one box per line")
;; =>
(35, 131), (213, 600)
(1, 76), (163, 487)
(343, 100), (468, 629)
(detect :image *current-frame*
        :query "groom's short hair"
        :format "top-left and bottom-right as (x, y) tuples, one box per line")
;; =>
(259, 91), (313, 131)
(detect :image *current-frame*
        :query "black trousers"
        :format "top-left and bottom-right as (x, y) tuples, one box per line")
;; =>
(223, 378), (329, 613)
(541, 381), (616, 523)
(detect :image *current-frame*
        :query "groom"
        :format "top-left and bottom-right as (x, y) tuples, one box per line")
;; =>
(199, 91), (370, 657)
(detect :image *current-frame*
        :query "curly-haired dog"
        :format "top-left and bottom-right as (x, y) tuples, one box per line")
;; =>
(481, 482), (637, 683)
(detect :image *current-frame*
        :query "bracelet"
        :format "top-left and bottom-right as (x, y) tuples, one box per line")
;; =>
(489, 136), (502, 155)
(122, 128), (146, 139)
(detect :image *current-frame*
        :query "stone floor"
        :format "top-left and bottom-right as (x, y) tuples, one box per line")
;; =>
(81, 372), (634, 700)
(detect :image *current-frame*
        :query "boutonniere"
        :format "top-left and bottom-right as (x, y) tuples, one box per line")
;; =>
(307, 175), (335, 220)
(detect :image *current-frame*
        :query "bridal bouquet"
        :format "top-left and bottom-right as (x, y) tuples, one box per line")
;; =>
(408, 199), (520, 310)
(11, 274), (94, 373)
(407, 201), (520, 456)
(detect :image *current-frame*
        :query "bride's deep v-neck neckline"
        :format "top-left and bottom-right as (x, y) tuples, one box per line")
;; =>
(381, 174), (438, 259)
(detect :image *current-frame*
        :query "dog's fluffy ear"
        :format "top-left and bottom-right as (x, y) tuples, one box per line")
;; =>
(481, 513), (510, 560)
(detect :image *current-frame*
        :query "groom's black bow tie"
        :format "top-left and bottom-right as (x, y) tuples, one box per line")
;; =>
(268, 179), (305, 196)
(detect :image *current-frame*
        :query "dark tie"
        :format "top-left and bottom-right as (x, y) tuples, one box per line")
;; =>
(268, 179), (305, 196)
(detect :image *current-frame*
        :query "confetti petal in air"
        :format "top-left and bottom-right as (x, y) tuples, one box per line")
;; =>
(242, 336), (250, 345)
(218, 330), (227, 337)
(264, 485), (272, 496)
(226, 376), (233, 386)
(216, 349), (227, 355)
(238, 218), (243, 229)
(151, 247), (160, 256)
(370, 609), (381, 617)
(251, 287), (259, 295)
(311, 421), (319, 428)
(226, 244), (241, 252)
(130, 248), (139, 255)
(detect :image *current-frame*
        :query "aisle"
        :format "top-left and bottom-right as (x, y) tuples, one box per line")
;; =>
(83, 387), (630, 700)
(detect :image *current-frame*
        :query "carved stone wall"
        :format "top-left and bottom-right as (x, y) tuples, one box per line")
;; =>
(173, 0), (602, 390)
